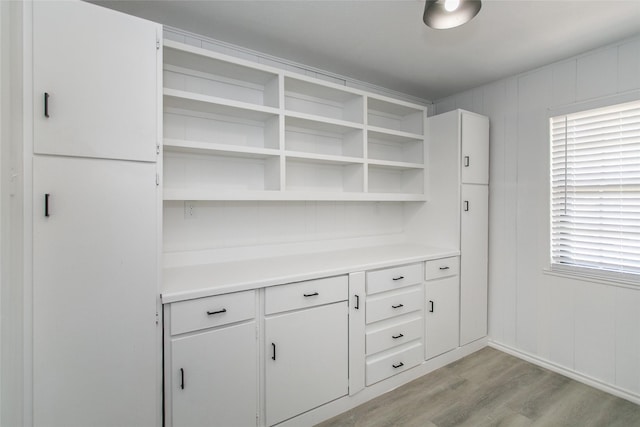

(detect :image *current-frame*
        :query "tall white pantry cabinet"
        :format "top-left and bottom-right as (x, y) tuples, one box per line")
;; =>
(29, 1), (162, 426)
(426, 110), (490, 346)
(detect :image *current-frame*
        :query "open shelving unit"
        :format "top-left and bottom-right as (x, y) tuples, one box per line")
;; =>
(162, 39), (427, 201)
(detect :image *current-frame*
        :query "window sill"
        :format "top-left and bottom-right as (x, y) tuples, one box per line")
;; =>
(543, 266), (640, 291)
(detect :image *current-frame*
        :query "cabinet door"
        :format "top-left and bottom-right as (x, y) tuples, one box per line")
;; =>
(33, 0), (158, 161)
(461, 112), (489, 184)
(171, 322), (257, 427)
(33, 156), (158, 427)
(460, 184), (489, 345)
(425, 276), (460, 359)
(265, 302), (348, 426)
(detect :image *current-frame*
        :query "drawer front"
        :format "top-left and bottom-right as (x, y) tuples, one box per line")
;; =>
(265, 275), (348, 315)
(366, 263), (422, 295)
(425, 257), (460, 280)
(365, 342), (423, 386)
(366, 286), (423, 324)
(170, 290), (256, 335)
(366, 315), (422, 355)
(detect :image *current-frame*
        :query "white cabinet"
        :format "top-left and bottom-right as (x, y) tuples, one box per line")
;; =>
(460, 185), (489, 345)
(424, 257), (460, 360)
(165, 291), (258, 427)
(162, 40), (426, 201)
(425, 109), (489, 347)
(461, 112), (490, 184)
(364, 264), (424, 386)
(30, 2), (161, 426)
(33, 156), (158, 427)
(265, 278), (349, 426)
(33, 0), (159, 161)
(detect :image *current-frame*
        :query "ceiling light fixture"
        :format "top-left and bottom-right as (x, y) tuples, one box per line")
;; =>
(423, 0), (482, 29)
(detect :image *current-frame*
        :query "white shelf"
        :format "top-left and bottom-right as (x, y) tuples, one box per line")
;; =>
(164, 138), (281, 159)
(285, 76), (364, 123)
(285, 151), (364, 165)
(164, 40), (279, 107)
(163, 189), (425, 202)
(367, 96), (425, 136)
(367, 159), (424, 169)
(162, 45), (427, 202)
(164, 88), (279, 122)
(367, 126), (424, 142)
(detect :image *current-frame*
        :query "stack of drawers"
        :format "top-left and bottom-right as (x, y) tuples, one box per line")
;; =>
(364, 263), (424, 385)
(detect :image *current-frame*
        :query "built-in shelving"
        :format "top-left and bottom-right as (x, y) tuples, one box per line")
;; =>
(162, 40), (427, 201)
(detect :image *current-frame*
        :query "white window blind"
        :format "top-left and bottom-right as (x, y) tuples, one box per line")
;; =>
(550, 99), (640, 278)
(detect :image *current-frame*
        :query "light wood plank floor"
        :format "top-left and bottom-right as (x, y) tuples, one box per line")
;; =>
(317, 347), (640, 427)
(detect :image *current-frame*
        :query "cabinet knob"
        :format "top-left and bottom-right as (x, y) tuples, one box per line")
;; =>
(392, 333), (404, 339)
(391, 303), (404, 309)
(392, 276), (404, 281)
(392, 362), (404, 369)
(303, 292), (319, 297)
(463, 201), (469, 212)
(354, 294), (360, 310)
(439, 266), (450, 270)
(429, 300), (434, 313)
(464, 156), (470, 167)
(180, 368), (185, 390)
(206, 308), (227, 316)
(271, 343), (276, 361)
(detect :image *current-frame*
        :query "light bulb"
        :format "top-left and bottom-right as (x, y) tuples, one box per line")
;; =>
(444, 0), (460, 12)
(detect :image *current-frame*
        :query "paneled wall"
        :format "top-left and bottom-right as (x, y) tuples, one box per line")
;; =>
(436, 35), (640, 401)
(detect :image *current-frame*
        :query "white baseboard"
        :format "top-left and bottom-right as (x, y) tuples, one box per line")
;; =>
(488, 340), (640, 406)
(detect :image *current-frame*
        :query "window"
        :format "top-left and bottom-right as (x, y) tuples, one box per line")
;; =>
(550, 99), (640, 280)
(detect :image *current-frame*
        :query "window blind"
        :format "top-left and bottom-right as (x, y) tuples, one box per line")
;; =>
(550, 99), (640, 278)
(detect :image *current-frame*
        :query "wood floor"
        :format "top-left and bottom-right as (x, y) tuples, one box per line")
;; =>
(317, 347), (640, 427)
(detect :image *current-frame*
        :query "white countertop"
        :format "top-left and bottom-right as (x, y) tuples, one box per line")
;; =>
(162, 244), (459, 303)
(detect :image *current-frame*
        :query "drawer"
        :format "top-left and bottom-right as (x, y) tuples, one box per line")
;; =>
(366, 314), (422, 355)
(366, 286), (423, 324)
(366, 263), (422, 295)
(365, 342), (423, 386)
(265, 275), (348, 315)
(425, 256), (459, 280)
(170, 290), (256, 336)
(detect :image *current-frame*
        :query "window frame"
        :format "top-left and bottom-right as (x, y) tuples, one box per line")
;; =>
(546, 92), (640, 288)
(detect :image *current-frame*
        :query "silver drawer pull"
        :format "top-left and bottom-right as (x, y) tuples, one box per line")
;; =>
(392, 303), (404, 309)
(303, 292), (319, 297)
(392, 276), (404, 281)
(439, 266), (450, 270)
(206, 308), (227, 316)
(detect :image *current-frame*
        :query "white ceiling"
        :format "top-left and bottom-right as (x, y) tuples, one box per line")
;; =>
(94, 0), (640, 101)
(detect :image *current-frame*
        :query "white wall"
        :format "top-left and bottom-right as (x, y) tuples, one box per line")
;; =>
(436, 35), (640, 401)
(1, 1), (25, 425)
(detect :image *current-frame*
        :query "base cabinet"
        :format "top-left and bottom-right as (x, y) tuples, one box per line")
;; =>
(424, 257), (460, 360)
(164, 291), (258, 427)
(171, 323), (258, 427)
(265, 301), (349, 426)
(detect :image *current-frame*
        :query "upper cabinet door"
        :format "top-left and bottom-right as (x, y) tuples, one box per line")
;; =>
(33, 1), (159, 161)
(460, 112), (489, 184)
